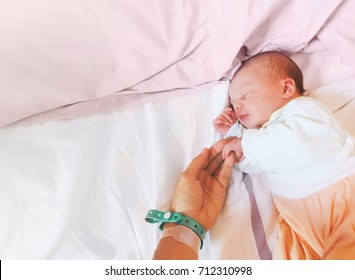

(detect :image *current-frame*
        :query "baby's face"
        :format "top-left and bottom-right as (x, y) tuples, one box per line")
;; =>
(229, 65), (288, 128)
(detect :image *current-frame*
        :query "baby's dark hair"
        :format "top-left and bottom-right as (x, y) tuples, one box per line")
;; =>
(236, 51), (306, 94)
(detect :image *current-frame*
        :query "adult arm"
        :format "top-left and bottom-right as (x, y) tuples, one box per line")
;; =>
(153, 138), (236, 259)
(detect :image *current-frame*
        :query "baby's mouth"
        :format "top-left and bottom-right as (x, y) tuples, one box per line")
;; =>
(237, 114), (249, 122)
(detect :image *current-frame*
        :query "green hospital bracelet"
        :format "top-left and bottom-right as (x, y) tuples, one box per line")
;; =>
(145, 209), (206, 249)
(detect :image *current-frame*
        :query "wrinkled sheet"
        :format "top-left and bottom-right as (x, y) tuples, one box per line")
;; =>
(1, 77), (355, 259)
(1, 0), (355, 126)
(0, 82), (235, 259)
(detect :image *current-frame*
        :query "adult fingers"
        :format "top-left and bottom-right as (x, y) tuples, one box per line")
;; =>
(183, 148), (210, 178)
(208, 138), (235, 159)
(204, 152), (224, 176)
(203, 138), (234, 175)
(214, 152), (236, 188)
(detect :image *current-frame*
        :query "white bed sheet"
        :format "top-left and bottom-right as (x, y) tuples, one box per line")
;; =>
(1, 73), (355, 259)
(0, 82), (230, 259)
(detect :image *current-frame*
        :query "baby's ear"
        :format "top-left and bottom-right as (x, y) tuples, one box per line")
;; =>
(282, 78), (296, 98)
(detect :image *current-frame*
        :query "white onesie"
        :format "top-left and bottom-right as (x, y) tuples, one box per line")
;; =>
(226, 96), (355, 198)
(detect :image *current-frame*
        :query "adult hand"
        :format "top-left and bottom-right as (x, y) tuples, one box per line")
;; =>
(171, 138), (236, 231)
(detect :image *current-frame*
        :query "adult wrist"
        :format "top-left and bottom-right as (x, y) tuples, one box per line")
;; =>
(145, 209), (207, 249)
(161, 225), (200, 256)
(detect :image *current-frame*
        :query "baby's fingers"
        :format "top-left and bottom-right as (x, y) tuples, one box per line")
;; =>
(225, 108), (237, 121)
(214, 116), (230, 126)
(223, 107), (234, 113)
(221, 112), (235, 124)
(213, 117), (224, 125)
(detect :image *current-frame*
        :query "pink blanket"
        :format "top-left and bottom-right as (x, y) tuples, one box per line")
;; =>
(1, 0), (354, 126)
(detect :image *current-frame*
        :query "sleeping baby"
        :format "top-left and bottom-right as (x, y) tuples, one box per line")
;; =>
(213, 51), (355, 259)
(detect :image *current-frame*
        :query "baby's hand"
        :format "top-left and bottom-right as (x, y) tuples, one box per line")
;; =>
(213, 107), (237, 136)
(222, 137), (244, 162)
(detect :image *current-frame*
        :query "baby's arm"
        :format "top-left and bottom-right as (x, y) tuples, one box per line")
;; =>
(213, 107), (237, 136)
(222, 137), (244, 162)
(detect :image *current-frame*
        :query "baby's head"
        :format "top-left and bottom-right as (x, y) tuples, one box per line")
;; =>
(229, 51), (305, 128)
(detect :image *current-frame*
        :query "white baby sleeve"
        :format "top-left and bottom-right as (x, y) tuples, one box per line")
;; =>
(241, 101), (347, 173)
